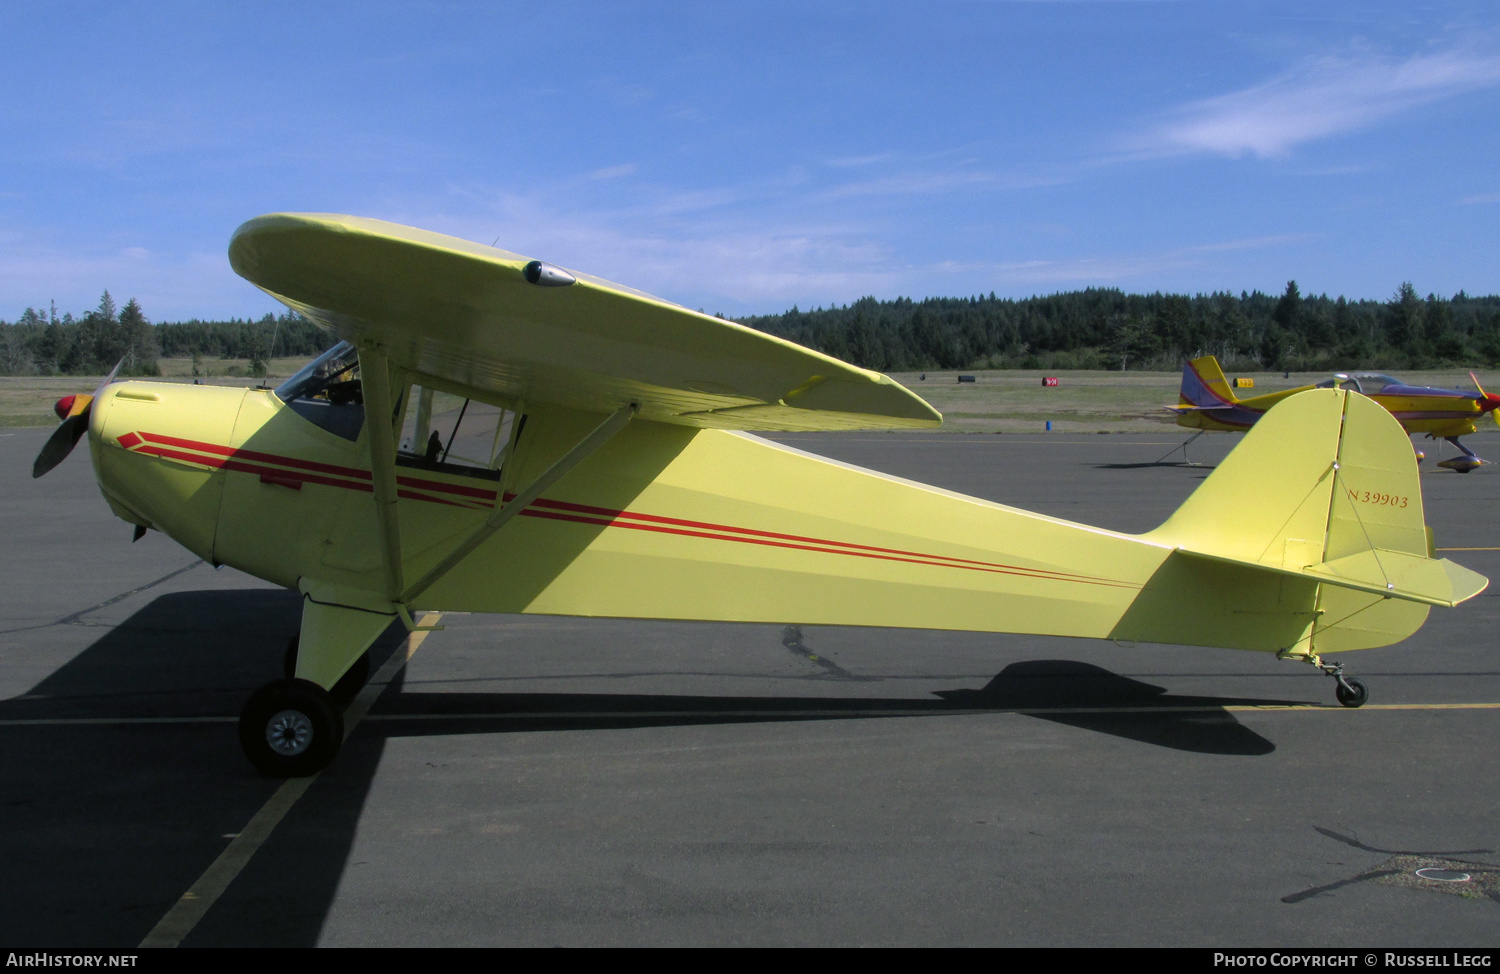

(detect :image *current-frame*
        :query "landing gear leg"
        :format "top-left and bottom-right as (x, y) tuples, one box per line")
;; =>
(283, 635), (371, 705)
(239, 587), (398, 777)
(1436, 436), (1484, 473)
(1279, 649), (1369, 708)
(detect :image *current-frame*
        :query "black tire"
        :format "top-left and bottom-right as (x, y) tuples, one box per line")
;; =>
(238, 679), (344, 777)
(1335, 677), (1369, 708)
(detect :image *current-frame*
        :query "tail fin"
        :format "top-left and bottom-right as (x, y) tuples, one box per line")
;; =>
(1179, 355), (1237, 408)
(1131, 389), (1486, 654)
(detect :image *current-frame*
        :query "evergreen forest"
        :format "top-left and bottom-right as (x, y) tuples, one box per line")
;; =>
(741, 282), (1500, 374)
(3, 281), (1500, 378)
(0, 292), (330, 377)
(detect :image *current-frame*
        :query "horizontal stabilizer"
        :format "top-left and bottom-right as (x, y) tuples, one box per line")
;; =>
(1306, 548), (1488, 607)
(1180, 546), (1487, 608)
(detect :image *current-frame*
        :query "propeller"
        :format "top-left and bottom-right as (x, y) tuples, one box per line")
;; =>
(32, 359), (124, 479)
(1471, 373), (1500, 430)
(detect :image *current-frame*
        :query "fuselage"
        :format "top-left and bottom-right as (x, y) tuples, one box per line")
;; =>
(83, 378), (1435, 659)
(1175, 358), (1497, 437)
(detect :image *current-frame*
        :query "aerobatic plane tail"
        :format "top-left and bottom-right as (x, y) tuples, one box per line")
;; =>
(1131, 389), (1486, 655)
(1166, 356), (1267, 430)
(1178, 355), (1237, 408)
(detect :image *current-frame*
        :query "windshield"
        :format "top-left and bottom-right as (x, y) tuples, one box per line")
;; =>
(274, 341), (359, 403)
(1347, 372), (1402, 394)
(1326, 372), (1402, 394)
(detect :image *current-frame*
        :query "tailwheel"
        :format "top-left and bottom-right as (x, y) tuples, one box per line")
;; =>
(1335, 676), (1369, 709)
(238, 678), (344, 777)
(1278, 649), (1369, 709)
(282, 635), (371, 705)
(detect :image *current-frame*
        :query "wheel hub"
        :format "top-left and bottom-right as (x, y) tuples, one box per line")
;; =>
(266, 709), (314, 756)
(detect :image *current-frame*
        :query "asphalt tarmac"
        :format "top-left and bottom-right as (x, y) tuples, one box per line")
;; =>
(1, 426), (1497, 947)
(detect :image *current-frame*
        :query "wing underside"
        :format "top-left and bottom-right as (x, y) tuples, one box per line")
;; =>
(229, 213), (941, 432)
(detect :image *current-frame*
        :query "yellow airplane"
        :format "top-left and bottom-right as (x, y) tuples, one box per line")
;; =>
(33, 214), (1488, 776)
(1172, 354), (1500, 471)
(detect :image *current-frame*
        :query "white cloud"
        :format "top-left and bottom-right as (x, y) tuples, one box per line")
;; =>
(931, 235), (1316, 290)
(0, 237), (280, 322)
(588, 164), (638, 181)
(387, 190), (900, 313)
(1134, 48), (1500, 159)
(382, 186), (1317, 313)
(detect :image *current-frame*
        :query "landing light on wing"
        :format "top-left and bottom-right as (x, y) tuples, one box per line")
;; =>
(522, 260), (575, 287)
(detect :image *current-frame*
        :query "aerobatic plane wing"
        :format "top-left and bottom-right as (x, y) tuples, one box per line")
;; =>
(228, 213), (941, 432)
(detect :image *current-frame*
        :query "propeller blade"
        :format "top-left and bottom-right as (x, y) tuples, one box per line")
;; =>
(1471, 373), (1500, 428)
(31, 359), (127, 479)
(32, 412), (91, 478)
(93, 357), (124, 399)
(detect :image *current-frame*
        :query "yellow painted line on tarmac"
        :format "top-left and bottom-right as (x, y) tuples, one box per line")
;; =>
(138, 612), (441, 949)
(1227, 702), (1500, 712)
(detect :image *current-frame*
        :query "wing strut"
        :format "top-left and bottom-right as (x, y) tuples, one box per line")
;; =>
(357, 345), (405, 601)
(398, 402), (638, 606)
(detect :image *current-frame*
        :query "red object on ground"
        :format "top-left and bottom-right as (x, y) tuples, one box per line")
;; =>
(1042, 377), (1059, 387)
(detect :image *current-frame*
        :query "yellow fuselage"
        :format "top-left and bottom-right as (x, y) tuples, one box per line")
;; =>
(87, 380), (1443, 661)
(1178, 386), (1484, 438)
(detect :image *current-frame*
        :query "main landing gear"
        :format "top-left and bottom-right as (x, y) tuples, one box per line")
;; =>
(1431, 435), (1486, 473)
(1279, 649), (1369, 708)
(238, 678), (345, 777)
(237, 635), (375, 777)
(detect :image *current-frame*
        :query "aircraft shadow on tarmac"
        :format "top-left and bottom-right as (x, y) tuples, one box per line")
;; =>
(1094, 461), (1215, 471)
(0, 589), (1289, 947)
(375, 658), (1280, 758)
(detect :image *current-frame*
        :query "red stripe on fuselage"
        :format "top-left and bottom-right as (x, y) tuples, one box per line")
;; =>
(120, 431), (1133, 589)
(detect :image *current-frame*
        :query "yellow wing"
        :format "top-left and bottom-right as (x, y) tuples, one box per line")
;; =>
(228, 213), (940, 432)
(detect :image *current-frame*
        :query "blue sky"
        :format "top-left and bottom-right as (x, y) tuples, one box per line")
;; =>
(2, 1), (1498, 321)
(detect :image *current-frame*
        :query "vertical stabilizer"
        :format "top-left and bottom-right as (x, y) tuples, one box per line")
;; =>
(1139, 389), (1485, 654)
(1150, 388), (1341, 567)
(1179, 355), (1238, 408)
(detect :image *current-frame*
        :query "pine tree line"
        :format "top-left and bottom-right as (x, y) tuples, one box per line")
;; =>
(738, 282), (1500, 373)
(7, 281), (1500, 379)
(0, 292), (330, 376)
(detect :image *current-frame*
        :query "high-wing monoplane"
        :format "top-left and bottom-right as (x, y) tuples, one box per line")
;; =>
(34, 215), (1488, 776)
(1172, 354), (1500, 471)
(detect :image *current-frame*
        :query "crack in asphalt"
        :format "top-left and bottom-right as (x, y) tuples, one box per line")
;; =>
(0, 560), (205, 635)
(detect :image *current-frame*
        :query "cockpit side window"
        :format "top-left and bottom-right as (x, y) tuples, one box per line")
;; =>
(395, 384), (516, 482)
